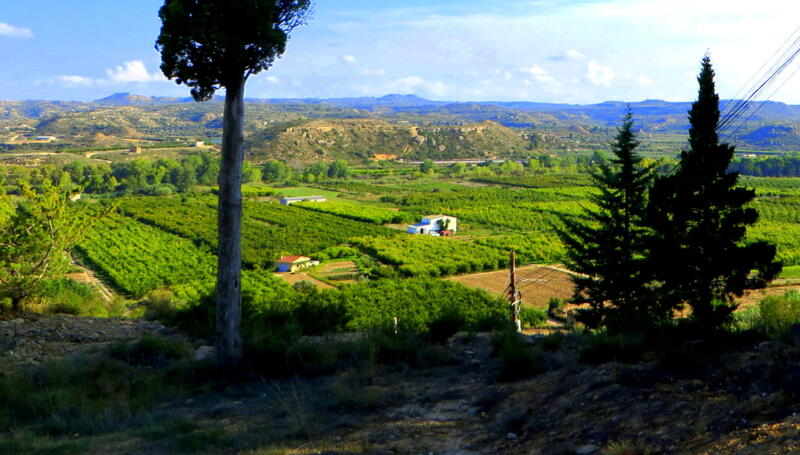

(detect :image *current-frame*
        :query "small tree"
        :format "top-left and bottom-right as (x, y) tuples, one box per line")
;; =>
(646, 56), (781, 330)
(420, 159), (435, 174)
(157, 0), (312, 367)
(558, 110), (656, 332)
(0, 181), (92, 310)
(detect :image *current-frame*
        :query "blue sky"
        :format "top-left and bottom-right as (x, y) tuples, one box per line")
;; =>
(2, 0), (800, 103)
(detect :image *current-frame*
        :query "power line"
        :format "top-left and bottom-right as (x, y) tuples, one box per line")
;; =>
(719, 27), (800, 131)
(719, 26), (800, 138)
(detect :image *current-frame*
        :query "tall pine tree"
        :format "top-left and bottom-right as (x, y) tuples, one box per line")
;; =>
(647, 56), (781, 330)
(559, 110), (656, 332)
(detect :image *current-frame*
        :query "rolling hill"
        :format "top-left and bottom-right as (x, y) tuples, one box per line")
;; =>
(2, 94), (799, 161)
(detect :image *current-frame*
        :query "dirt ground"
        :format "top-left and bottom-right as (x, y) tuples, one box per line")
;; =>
(450, 265), (800, 312)
(312, 260), (359, 285)
(274, 272), (335, 290)
(8, 326), (799, 454)
(447, 265), (575, 309)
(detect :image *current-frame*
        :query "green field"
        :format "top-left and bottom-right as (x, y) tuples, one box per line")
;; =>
(73, 172), (800, 304)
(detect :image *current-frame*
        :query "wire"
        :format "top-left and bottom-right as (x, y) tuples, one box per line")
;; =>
(719, 27), (800, 130)
(719, 25), (800, 138)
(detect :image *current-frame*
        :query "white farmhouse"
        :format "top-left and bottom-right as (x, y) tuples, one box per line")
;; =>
(407, 214), (457, 235)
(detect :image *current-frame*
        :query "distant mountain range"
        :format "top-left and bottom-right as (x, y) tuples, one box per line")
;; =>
(90, 92), (800, 129)
(1, 93), (798, 161)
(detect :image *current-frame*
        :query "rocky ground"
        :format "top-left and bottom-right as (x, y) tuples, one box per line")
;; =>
(3, 314), (800, 454)
(0, 312), (174, 370)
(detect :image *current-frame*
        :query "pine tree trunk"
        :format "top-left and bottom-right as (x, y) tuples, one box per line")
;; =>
(10, 296), (22, 312)
(216, 78), (245, 368)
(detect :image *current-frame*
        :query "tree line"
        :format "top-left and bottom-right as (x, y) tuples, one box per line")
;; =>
(560, 57), (781, 336)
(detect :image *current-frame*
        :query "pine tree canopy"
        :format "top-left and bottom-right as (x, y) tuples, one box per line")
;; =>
(646, 56), (781, 329)
(559, 109), (656, 332)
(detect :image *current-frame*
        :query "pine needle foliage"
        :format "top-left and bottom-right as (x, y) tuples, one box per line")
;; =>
(646, 56), (781, 330)
(559, 110), (657, 332)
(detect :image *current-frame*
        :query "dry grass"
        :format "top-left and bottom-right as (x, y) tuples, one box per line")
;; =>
(447, 264), (574, 310)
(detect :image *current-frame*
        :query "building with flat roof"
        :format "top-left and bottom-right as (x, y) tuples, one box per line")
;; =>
(407, 215), (458, 235)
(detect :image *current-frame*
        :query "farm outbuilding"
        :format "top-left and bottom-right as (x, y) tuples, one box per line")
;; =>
(280, 196), (327, 205)
(275, 255), (318, 272)
(407, 215), (458, 235)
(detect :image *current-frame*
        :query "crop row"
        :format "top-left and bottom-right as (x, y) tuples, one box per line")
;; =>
(353, 235), (509, 277)
(75, 213), (216, 298)
(117, 196), (399, 266)
(293, 199), (415, 224)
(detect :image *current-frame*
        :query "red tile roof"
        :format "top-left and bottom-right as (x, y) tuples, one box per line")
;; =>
(276, 255), (311, 264)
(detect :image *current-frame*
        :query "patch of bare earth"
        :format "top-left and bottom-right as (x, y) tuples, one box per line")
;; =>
(0, 313), (175, 371)
(448, 264), (575, 309)
(274, 272), (335, 289)
(312, 260), (359, 285)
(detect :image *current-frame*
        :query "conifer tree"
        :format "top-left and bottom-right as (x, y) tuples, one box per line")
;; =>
(646, 56), (781, 330)
(559, 110), (656, 332)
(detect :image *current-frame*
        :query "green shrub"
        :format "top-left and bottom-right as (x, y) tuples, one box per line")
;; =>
(756, 291), (800, 338)
(428, 306), (466, 343)
(110, 335), (193, 367)
(579, 332), (645, 364)
(0, 356), (182, 435)
(547, 297), (564, 319)
(492, 329), (543, 381)
(538, 333), (564, 352)
(37, 278), (106, 316)
(656, 340), (708, 372)
(520, 307), (548, 329)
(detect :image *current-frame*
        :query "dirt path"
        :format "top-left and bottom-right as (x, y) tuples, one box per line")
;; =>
(69, 258), (117, 302)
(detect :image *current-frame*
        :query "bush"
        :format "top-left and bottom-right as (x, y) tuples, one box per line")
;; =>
(110, 335), (193, 367)
(37, 278), (108, 317)
(579, 332), (645, 365)
(538, 333), (564, 352)
(547, 297), (565, 319)
(492, 329), (543, 381)
(520, 307), (548, 329)
(756, 291), (800, 338)
(428, 306), (466, 343)
(0, 355), (183, 434)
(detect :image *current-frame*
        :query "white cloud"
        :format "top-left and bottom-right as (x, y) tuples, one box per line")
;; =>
(547, 49), (586, 62)
(0, 22), (33, 38)
(265, 76), (280, 84)
(359, 68), (387, 76)
(637, 75), (654, 86)
(586, 60), (615, 86)
(56, 75), (93, 87)
(519, 64), (559, 86)
(106, 61), (165, 83)
(342, 55), (357, 63)
(521, 65), (548, 77)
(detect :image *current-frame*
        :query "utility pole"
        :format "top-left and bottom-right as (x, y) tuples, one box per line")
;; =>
(508, 250), (521, 332)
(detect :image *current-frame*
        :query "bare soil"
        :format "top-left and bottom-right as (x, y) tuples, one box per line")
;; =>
(450, 266), (800, 313)
(312, 260), (359, 285)
(0, 312), (173, 371)
(274, 272), (336, 290)
(448, 265), (575, 309)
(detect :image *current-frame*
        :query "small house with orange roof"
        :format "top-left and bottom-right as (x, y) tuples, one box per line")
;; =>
(275, 255), (317, 272)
